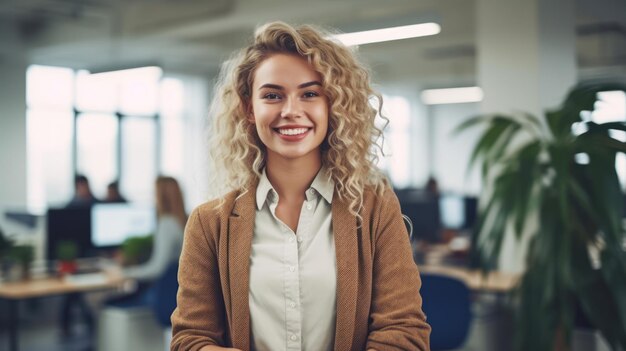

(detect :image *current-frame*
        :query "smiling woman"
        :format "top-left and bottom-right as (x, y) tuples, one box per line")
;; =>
(170, 21), (431, 351)
(249, 53), (328, 167)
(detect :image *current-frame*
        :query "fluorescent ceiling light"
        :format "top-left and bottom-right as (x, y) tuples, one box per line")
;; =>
(334, 22), (441, 46)
(421, 87), (484, 105)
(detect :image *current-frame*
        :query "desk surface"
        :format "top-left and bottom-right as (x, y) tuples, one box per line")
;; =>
(415, 241), (520, 293)
(0, 274), (127, 299)
(420, 265), (519, 293)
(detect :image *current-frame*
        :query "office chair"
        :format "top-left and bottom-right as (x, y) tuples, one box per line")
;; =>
(150, 262), (179, 350)
(420, 273), (472, 350)
(151, 262), (179, 327)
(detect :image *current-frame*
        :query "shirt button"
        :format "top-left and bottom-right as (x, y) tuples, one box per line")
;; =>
(289, 237), (294, 243)
(306, 203), (313, 210)
(289, 266), (295, 272)
(297, 237), (303, 242)
(290, 335), (297, 341)
(290, 301), (296, 308)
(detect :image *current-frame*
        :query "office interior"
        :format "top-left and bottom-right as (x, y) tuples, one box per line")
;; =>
(1, 0), (625, 350)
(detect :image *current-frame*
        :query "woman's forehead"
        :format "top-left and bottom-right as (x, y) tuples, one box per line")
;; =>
(252, 53), (322, 89)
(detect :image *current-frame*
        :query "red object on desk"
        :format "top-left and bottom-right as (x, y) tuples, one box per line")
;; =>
(57, 261), (78, 275)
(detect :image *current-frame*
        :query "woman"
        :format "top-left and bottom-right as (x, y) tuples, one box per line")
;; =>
(123, 176), (187, 281)
(108, 176), (186, 307)
(171, 22), (430, 351)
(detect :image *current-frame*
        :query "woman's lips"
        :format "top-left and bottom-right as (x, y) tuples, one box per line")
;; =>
(274, 127), (311, 141)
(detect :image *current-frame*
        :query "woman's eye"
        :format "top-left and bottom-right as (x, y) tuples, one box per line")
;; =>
(303, 91), (319, 98)
(263, 93), (281, 100)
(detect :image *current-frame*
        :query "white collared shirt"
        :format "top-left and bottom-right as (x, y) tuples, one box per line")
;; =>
(249, 168), (337, 351)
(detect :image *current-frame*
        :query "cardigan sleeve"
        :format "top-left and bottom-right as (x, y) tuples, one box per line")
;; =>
(171, 205), (228, 350)
(365, 189), (431, 351)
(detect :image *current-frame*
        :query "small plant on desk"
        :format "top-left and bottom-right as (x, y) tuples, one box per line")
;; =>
(10, 244), (34, 280)
(0, 226), (15, 274)
(56, 240), (79, 275)
(121, 235), (153, 266)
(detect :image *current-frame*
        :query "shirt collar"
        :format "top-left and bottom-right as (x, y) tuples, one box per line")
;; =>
(256, 169), (275, 210)
(309, 166), (334, 204)
(255, 167), (335, 210)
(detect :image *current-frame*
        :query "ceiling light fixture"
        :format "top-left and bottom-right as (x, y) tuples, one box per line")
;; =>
(334, 22), (441, 46)
(421, 87), (484, 105)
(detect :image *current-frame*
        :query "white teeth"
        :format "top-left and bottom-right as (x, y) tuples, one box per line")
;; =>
(278, 128), (308, 136)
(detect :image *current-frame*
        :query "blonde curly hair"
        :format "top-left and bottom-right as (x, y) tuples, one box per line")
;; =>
(208, 21), (389, 216)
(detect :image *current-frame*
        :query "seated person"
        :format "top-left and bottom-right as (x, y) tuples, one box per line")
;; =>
(107, 176), (187, 307)
(60, 174), (98, 339)
(104, 180), (127, 203)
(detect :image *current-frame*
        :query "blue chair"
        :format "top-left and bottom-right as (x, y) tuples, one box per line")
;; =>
(150, 262), (179, 327)
(420, 273), (472, 350)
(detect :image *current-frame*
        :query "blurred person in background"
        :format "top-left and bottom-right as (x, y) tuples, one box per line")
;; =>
(171, 22), (430, 351)
(107, 176), (187, 307)
(60, 174), (97, 339)
(66, 174), (99, 208)
(104, 180), (127, 203)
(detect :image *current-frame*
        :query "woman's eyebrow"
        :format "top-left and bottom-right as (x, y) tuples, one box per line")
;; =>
(259, 83), (284, 90)
(298, 81), (322, 89)
(258, 81), (322, 90)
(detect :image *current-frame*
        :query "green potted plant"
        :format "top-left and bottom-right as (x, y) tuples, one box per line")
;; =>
(0, 227), (15, 279)
(0, 226), (14, 260)
(55, 240), (79, 275)
(457, 81), (626, 350)
(121, 235), (153, 266)
(10, 244), (34, 280)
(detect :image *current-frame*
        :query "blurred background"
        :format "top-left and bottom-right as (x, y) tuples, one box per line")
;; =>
(0, 0), (625, 350)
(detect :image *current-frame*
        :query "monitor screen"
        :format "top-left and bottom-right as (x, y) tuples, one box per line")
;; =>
(439, 194), (466, 230)
(47, 207), (92, 260)
(463, 196), (478, 230)
(396, 188), (441, 243)
(91, 204), (156, 248)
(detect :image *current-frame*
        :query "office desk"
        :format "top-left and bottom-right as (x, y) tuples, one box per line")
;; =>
(0, 274), (128, 351)
(417, 243), (520, 293)
(420, 265), (519, 293)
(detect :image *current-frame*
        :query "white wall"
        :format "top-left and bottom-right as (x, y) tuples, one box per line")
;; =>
(0, 58), (28, 211)
(0, 17), (28, 217)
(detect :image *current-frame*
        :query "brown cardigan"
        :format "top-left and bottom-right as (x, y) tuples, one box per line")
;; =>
(170, 185), (431, 351)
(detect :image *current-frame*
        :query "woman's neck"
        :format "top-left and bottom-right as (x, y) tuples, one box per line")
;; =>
(265, 153), (321, 203)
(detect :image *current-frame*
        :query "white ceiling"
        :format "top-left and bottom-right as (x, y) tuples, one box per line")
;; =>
(1, 0), (625, 85)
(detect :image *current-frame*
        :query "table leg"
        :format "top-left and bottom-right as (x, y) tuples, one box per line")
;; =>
(8, 299), (18, 351)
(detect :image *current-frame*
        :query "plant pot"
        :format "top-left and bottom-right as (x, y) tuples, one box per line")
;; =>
(57, 260), (78, 276)
(19, 262), (31, 280)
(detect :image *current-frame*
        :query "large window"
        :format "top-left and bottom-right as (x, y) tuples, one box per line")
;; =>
(26, 65), (186, 210)
(377, 94), (420, 188)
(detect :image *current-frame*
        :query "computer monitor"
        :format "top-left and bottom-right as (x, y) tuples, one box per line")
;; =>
(395, 188), (441, 243)
(46, 207), (93, 260)
(439, 194), (465, 230)
(91, 203), (156, 248)
(463, 196), (478, 230)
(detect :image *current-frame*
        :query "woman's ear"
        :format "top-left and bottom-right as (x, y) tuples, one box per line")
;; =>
(245, 103), (255, 123)
(247, 112), (255, 123)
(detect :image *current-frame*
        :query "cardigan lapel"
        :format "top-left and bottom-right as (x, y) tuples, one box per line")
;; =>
(228, 189), (256, 350)
(332, 195), (359, 350)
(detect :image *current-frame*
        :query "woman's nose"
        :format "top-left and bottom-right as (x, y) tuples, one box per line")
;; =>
(281, 97), (303, 118)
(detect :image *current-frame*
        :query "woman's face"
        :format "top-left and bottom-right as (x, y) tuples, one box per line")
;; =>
(249, 53), (329, 164)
